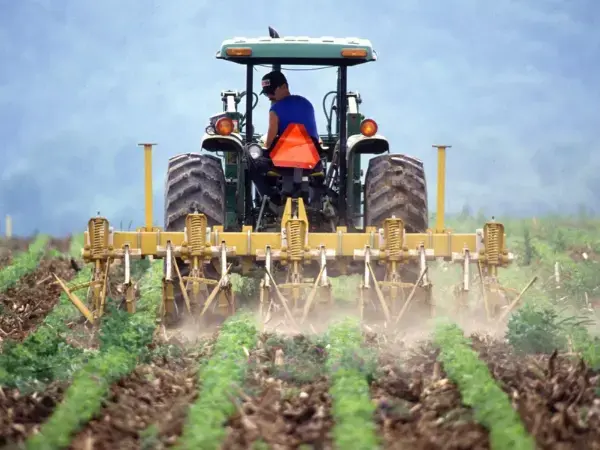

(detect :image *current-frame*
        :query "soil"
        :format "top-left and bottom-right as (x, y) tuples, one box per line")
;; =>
(0, 238), (32, 269)
(223, 333), (334, 450)
(472, 334), (600, 450)
(67, 343), (209, 450)
(56, 330), (600, 450)
(0, 343), (198, 449)
(0, 256), (77, 342)
(569, 246), (600, 263)
(0, 381), (67, 448)
(223, 377), (333, 450)
(48, 237), (72, 254)
(372, 343), (490, 450)
(1, 312), (600, 449)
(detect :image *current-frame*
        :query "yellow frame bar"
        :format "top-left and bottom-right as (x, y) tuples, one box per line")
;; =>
(84, 225), (508, 262)
(139, 143), (156, 232)
(79, 143), (513, 270)
(433, 144), (450, 233)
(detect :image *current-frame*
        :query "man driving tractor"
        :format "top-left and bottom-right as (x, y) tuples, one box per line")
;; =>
(260, 70), (319, 147)
(248, 70), (323, 206)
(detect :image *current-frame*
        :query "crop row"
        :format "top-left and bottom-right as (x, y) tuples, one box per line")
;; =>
(0, 235), (548, 450)
(25, 261), (163, 450)
(177, 313), (258, 449)
(0, 238), (165, 448)
(568, 325), (600, 370)
(0, 235), (89, 389)
(325, 318), (379, 450)
(434, 323), (535, 450)
(0, 234), (49, 292)
(8, 316), (539, 449)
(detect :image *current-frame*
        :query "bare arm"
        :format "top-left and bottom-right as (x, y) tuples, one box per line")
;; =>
(264, 110), (279, 148)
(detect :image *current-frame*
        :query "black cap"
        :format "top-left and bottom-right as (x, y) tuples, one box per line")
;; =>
(261, 71), (288, 94)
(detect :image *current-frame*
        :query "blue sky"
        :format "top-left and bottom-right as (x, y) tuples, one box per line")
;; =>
(0, 0), (598, 236)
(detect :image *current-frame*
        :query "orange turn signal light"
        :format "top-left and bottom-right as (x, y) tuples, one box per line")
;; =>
(360, 119), (378, 137)
(226, 47), (252, 57)
(341, 48), (368, 58)
(215, 117), (234, 136)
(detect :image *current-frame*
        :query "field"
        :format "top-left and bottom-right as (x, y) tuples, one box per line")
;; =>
(1, 213), (600, 450)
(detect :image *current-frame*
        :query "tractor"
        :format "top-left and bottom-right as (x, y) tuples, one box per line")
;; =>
(164, 27), (433, 324)
(56, 28), (517, 330)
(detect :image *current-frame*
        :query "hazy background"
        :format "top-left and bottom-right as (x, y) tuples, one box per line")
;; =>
(0, 0), (598, 236)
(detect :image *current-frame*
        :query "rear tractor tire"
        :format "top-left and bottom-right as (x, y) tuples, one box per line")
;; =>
(163, 153), (228, 323)
(364, 154), (431, 322)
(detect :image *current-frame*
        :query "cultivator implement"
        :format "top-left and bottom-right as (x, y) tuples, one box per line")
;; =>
(54, 30), (524, 328)
(56, 144), (517, 328)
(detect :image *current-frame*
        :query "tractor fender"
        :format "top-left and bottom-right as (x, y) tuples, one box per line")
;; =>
(200, 132), (245, 153)
(346, 133), (389, 158)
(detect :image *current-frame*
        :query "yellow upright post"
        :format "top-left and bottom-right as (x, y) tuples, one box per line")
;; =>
(138, 143), (157, 232)
(5, 215), (12, 238)
(432, 145), (451, 233)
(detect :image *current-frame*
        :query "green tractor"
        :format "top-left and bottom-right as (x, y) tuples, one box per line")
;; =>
(163, 27), (429, 322)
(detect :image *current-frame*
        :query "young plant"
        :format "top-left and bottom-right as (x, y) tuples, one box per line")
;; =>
(506, 303), (568, 354)
(0, 234), (49, 292)
(68, 233), (85, 258)
(25, 348), (137, 450)
(0, 267), (93, 390)
(177, 312), (258, 450)
(434, 323), (535, 450)
(568, 324), (600, 370)
(24, 261), (163, 450)
(325, 317), (379, 450)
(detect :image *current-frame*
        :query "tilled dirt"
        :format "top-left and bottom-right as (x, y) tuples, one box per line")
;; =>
(0, 381), (68, 448)
(67, 344), (207, 450)
(2, 323), (600, 449)
(48, 237), (72, 254)
(0, 349), (202, 450)
(472, 335), (600, 450)
(0, 238), (32, 269)
(0, 237), (71, 269)
(372, 344), (490, 450)
(0, 256), (77, 342)
(223, 377), (334, 450)
(223, 333), (334, 450)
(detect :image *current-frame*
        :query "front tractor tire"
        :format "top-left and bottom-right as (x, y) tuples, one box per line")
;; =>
(364, 154), (430, 322)
(163, 153), (226, 321)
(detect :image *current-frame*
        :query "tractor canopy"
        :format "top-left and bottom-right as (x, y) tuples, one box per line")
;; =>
(204, 29), (387, 228)
(216, 36), (377, 66)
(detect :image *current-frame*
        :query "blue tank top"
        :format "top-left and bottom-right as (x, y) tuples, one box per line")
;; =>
(270, 95), (319, 139)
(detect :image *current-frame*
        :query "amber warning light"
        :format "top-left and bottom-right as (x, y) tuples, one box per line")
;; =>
(215, 117), (234, 136)
(226, 47), (253, 57)
(360, 119), (378, 137)
(341, 48), (368, 58)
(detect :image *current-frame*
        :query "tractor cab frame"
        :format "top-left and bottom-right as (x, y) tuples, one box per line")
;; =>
(200, 28), (389, 232)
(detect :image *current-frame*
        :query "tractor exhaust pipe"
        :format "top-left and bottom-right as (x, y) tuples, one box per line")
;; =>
(268, 26), (282, 72)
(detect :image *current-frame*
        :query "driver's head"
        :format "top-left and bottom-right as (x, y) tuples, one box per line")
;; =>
(261, 71), (289, 102)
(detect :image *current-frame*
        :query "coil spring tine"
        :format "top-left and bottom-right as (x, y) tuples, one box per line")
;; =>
(187, 214), (207, 255)
(286, 220), (304, 261)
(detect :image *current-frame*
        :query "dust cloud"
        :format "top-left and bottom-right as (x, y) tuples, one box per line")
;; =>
(162, 276), (511, 356)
